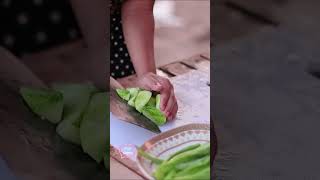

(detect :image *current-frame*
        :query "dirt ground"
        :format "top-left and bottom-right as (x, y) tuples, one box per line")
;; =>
(154, 1), (210, 66)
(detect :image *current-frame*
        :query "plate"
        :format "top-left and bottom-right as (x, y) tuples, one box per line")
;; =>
(136, 123), (210, 180)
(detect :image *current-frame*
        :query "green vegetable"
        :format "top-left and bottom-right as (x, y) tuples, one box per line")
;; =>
(127, 88), (139, 107)
(53, 83), (97, 145)
(154, 143), (210, 180)
(20, 83), (109, 171)
(167, 144), (200, 161)
(138, 147), (164, 165)
(147, 97), (156, 107)
(142, 105), (166, 126)
(164, 169), (176, 180)
(80, 92), (108, 163)
(156, 94), (161, 110)
(116, 89), (130, 101)
(20, 87), (63, 124)
(174, 166), (210, 180)
(135, 90), (152, 112)
(175, 154), (209, 170)
(115, 88), (167, 126)
(175, 155), (210, 176)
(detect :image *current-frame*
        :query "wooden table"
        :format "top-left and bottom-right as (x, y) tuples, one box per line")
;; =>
(110, 52), (211, 180)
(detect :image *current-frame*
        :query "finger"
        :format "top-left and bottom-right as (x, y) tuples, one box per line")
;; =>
(164, 89), (176, 117)
(160, 89), (170, 111)
(168, 102), (178, 121)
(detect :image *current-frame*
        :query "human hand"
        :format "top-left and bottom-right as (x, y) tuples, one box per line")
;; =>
(135, 72), (178, 121)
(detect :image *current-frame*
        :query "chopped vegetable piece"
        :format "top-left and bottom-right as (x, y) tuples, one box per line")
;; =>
(80, 92), (109, 163)
(135, 90), (152, 112)
(20, 87), (63, 124)
(116, 89), (130, 101)
(142, 105), (166, 126)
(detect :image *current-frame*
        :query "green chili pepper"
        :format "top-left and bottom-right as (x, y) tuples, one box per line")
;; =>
(138, 147), (164, 165)
(154, 143), (210, 180)
(167, 143), (200, 161)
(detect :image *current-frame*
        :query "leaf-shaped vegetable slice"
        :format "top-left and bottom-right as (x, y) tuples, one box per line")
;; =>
(53, 83), (98, 145)
(80, 92), (109, 163)
(116, 89), (130, 101)
(135, 90), (152, 112)
(142, 105), (166, 126)
(20, 87), (63, 124)
(127, 88), (139, 107)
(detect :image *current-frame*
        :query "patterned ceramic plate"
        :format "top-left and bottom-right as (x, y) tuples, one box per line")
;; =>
(137, 123), (210, 180)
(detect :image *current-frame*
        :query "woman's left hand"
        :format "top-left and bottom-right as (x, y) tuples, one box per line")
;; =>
(134, 72), (178, 121)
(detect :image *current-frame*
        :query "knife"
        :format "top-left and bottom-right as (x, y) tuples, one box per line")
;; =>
(110, 78), (161, 133)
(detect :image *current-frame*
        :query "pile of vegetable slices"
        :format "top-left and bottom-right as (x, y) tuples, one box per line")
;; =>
(20, 83), (109, 170)
(116, 88), (166, 126)
(138, 143), (210, 180)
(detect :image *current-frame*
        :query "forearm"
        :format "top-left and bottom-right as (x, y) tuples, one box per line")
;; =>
(121, 0), (156, 76)
(69, 0), (107, 51)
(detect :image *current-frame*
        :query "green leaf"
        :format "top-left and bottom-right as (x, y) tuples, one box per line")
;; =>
(142, 105), (166, 126)
(127, 88), (140, 107)
(53, 83), (98, 145)
(147, 97), (156, 107)
(135, 90), (152, 112)
(80, 92), (109, 163)
(20, 87), (63, 124)
(116, 89), (130, 101)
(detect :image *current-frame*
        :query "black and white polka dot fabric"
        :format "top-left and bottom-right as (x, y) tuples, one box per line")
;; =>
(110, 0), (136, 79)
(0, 0), (81, 56)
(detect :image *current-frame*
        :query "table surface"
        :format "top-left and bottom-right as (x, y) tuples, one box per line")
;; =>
(110, 52), (211, 179)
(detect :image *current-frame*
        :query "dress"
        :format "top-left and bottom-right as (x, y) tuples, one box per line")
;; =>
(110, 0), (136, 79)
(0, 0), (81, 56)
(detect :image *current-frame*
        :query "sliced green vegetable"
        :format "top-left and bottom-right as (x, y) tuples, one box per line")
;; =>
(147, 96), (156, 107)
(80, 92), (109, 163)
(142, 105), (166, 126)
(174, 166), (210, 180)
(116, 89), (130, 101)
(127, 88), (139, 107)
(20, 87), (63, 124)
(164, 169), (176, 180)
(175, 155), (210, 176)
(53, 83), (97, 145)
(135, 90), (152, 112)
(167, 144), (200, 161)
(138, 147), (164, 165)
(156, 94), (161, 110)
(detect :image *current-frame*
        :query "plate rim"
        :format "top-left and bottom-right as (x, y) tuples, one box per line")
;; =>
(137, 123), (210, 179)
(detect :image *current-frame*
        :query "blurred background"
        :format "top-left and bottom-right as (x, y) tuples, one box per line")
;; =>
(153, 0), (210, 66)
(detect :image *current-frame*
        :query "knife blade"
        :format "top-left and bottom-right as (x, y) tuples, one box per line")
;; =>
(109, 78), (161, 133)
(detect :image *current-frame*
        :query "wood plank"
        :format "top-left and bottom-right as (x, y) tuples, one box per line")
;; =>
(182, 55), (210, 74)
(110, 158), (143, 180)
(159, 62), (192, 76)
(156, 69), (170, 78)
(200, 51), (211, 60)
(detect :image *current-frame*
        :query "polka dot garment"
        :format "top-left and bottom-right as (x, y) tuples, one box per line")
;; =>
(110, 9), (136, 79)
(0, 0), (81, 56)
